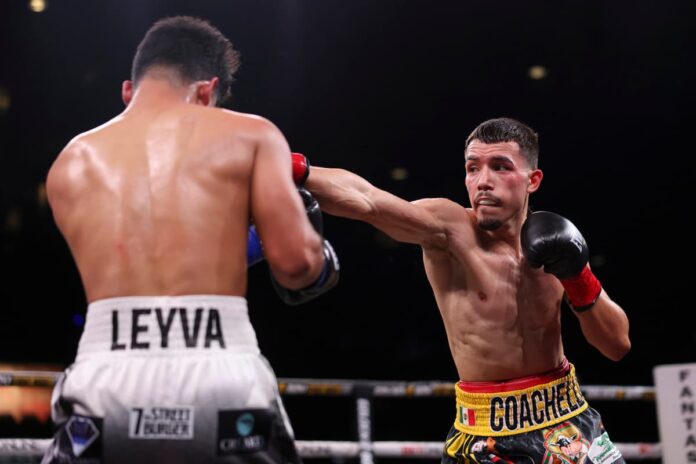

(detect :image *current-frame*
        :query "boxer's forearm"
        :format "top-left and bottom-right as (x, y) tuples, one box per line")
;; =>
(305, 167), (378, 220)
(306, 166), (448, 247)
(574, 291), (631, 361)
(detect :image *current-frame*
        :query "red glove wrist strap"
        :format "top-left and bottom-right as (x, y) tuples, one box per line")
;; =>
(291, 153), (309, 185)
(561, 265), (602, 310)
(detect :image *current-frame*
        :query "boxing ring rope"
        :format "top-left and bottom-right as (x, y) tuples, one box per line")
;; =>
(0, 371), (661, 461)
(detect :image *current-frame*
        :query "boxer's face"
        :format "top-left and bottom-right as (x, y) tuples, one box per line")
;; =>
(465, 140), (542, 231)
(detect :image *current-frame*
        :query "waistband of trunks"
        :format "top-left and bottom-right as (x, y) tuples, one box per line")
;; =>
(453, 360), (588, 436)
(76, 295), (260, 360)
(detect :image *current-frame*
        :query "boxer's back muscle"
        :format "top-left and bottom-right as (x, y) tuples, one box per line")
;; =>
(47, 104), (257, 302)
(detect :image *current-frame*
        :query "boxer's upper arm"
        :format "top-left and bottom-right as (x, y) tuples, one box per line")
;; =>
(306, 167), (450, 250)
(249, 118), (321, 276)
(46, 143), (82, 235)
(369, 195), (450, 249)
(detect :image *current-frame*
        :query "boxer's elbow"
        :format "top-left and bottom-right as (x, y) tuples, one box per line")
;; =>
(266, 237), (324, 289)
(267, 251), (313, 282)
(614, 336), (632, 361)
(606, 318), (632, 361)
(600, 336), (631, 362)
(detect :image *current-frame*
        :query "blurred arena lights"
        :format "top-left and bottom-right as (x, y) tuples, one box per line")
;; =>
(36, 183), (47, 209)
(390, 167), (409, 181)
(528, 65), (548, 80)
(4, 210), (22, 234)
(0, 88), (10, 113)
(28, 0), (46, 13)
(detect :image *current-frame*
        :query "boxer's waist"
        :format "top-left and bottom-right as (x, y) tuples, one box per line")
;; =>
(454, 359), (588, 436)
(76, 295), (259, 360)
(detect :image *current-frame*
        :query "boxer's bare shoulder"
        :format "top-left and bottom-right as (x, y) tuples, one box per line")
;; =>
(45, 137), (90, 207)
(412, 197), (471, 225)
(409, 198), (475, 249)
(216, 108), (286, 143)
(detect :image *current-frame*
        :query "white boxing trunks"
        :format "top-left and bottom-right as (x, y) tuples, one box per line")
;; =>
(42, 295), (301, 464)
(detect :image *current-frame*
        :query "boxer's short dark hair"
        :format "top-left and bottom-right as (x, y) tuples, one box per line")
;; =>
(465, 118), (539, 169)
(131, 16), (240, 105)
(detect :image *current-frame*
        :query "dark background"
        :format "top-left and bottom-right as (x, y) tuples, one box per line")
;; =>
(0, 0), (694, 460)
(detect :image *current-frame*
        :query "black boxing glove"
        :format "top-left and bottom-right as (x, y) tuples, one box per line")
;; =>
(271, 239), (340, 306)
(521, 211), (602, 311)
(271, 187), (339, 305)
(299, 187), (322, 235)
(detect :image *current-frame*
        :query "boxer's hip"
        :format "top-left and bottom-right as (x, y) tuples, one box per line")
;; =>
(76, 294), (259, 359)
(441, 359), (624, 463)
(42, 296), (301, 463)
(453, 357), (588, 436)
(62, 295), (273, 415)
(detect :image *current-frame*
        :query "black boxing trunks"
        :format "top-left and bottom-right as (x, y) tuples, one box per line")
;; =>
(42, 295), (302, 464)
(441, 359), (624, 463)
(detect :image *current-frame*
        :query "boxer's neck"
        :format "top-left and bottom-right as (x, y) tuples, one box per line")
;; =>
(128, 78), (194, 110)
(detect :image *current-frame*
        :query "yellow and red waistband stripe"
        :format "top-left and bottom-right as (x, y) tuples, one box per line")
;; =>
(453, 359), (588, 436)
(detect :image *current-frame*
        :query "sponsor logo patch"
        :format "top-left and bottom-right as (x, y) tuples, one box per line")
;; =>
(65, 416), (102, 458)
(129, 407), (194, 440)
(217, 409), (271, 455)
(588, 432), (622, 464)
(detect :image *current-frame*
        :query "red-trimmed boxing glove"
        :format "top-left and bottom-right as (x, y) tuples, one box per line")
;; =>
(521, 211), (602, 311)
(291, 152), (310, 185)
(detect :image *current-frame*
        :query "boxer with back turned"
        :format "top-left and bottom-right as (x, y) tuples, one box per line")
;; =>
(43, 15), (338, 464)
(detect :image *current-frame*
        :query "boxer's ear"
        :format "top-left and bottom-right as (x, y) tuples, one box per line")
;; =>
(122, 80), (133, 106)
(194, 77), (219, 107)
(527, 168), (543, 193)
